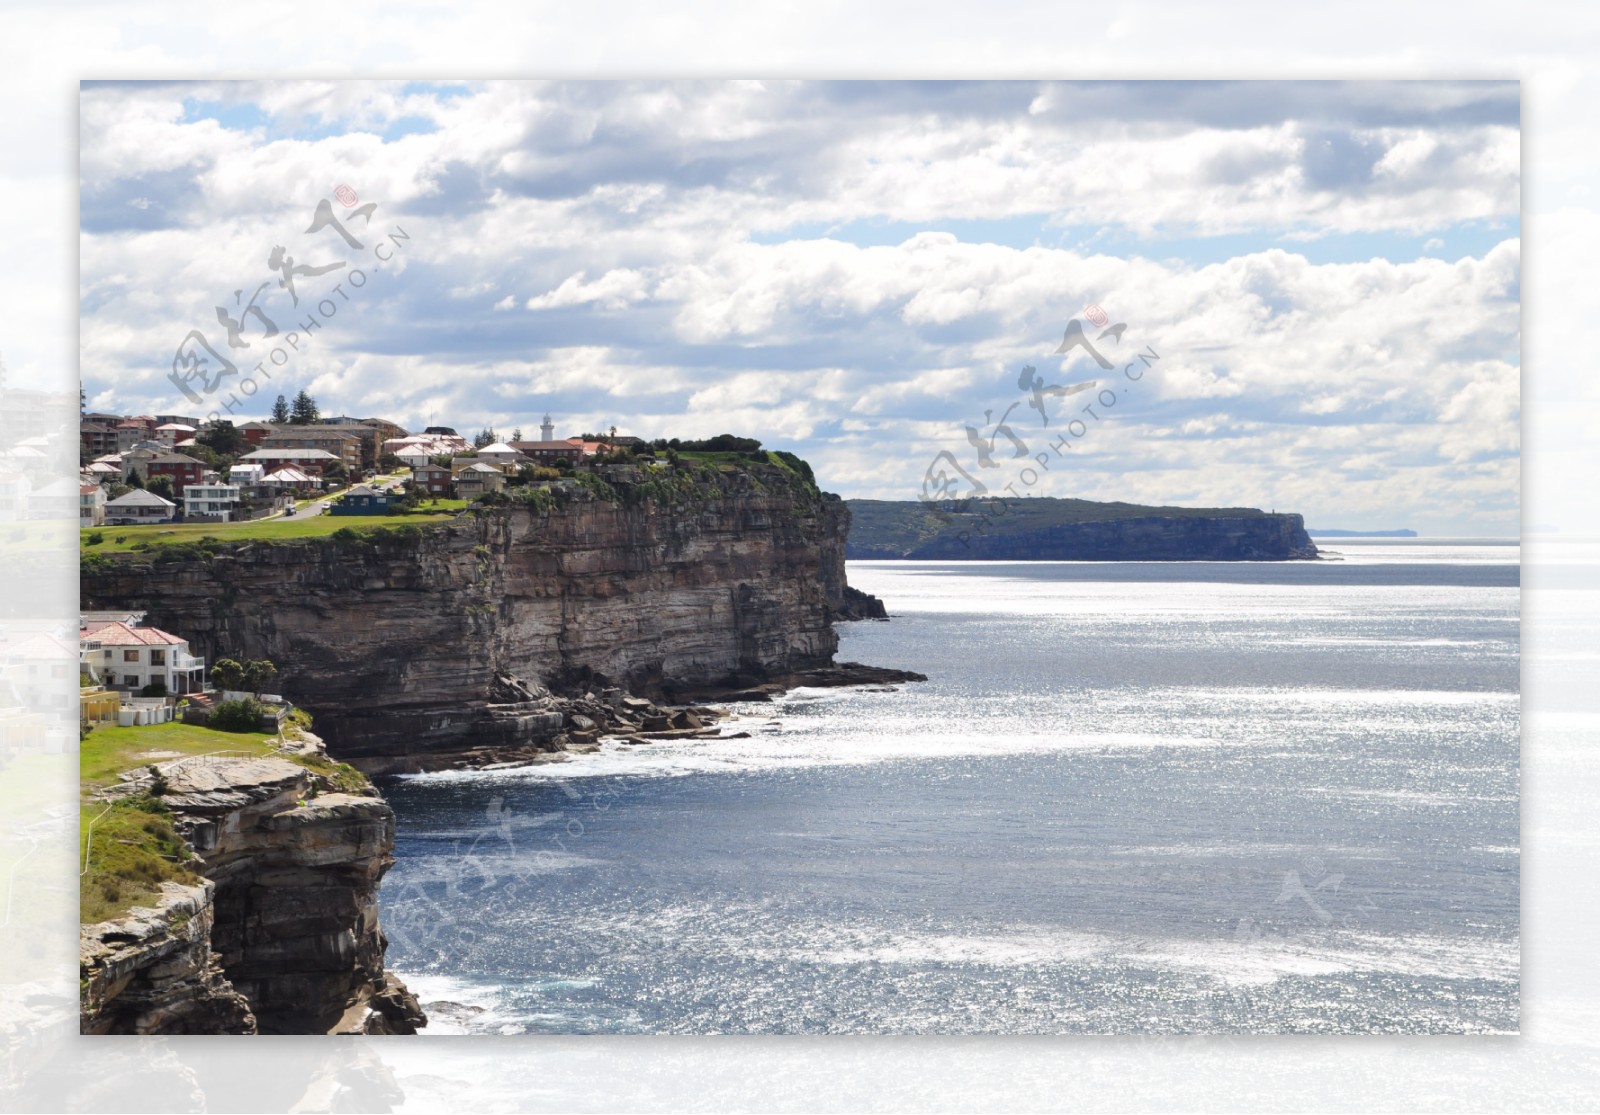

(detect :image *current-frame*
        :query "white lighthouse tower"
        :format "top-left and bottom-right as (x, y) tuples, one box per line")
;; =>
(539, 413), (555, 441)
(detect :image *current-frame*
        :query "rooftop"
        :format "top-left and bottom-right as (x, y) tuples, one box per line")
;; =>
(240, 447), (340, 461)
(104, 489), (176, 509)
(80, 620), (188, 647)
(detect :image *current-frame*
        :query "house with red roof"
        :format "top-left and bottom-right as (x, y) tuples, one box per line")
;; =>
(79, 620), (207, 696)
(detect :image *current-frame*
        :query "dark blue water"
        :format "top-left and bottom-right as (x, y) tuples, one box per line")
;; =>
(380, 543), (1520, 1033)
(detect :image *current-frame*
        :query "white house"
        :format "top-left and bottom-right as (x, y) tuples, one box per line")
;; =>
(104, 489), (176, 524)
(475, 442), (526, 469)
(80, 484), (106, 527)
(227, 462), (265, 486)
(184, 482), (241, 521)
(79, 620), (207, 695)
(154, 422), (197, 447)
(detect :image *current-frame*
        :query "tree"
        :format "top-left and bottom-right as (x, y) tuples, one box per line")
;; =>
(198, 419), (247, 457)
(242, 659), (277, 696)
(289, 389), (320, 425)
(510, 427), (523, 442)
(126, 471), (145, 490)
(473, 427), (497, 448)
(211, 658), (245, 692)
(146, 476), (175, 501)
(270, 394), (291, 424)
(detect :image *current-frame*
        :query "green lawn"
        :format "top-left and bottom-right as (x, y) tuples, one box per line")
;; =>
(77, 718), (371, 922)
(79, 721), (279, 922)
(80, 510), (458, 553)
(79, 720), (278, 791)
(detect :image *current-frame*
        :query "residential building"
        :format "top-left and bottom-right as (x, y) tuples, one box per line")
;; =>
(184, 482), (241, 521)
(79, 620), (206, 695)
(104, 489), (177, 524)
(331, 484), (396, 515)
(121, 447), (207, 494)
(80, 415), (122, 457)
(409, 462), (454, 497)
(321, 417), (409, 469)
(114, 416), (157, 452)
(453, 462), (506, 499)
(226, 462), (266, 486)
(29, 478), (79, 520)
(261, 428), (363, 473)
(509, 439), (585, 464)
(257, 466), (320, 495)
(154, 422), (197, 447)
(1, 630), (79, 719)
(79, 483), (106, 527)
(238, 447), (340, 476)
(239, 420), (279, 447)
(155, 414), (202, 429)
(475, 442), (526, 469)
(235, 483), (295, 515)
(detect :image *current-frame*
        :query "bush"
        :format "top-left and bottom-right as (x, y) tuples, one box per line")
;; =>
(85, 530), (104, 546)
(139, 680), (167, 698)
(114, 535), (127, 544)
(675, 433), (763, 453)
(210, 697), (269, 732)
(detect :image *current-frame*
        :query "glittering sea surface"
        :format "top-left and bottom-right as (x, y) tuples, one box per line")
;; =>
(380, 542), (1520, 1034)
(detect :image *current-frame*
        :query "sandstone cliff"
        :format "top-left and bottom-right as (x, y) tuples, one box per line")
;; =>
(80, 753), (425, 1035)
(81, 461), (883, 767)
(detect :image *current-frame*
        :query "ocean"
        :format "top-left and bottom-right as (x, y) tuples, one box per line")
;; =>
(378, 542), (1520, 1034)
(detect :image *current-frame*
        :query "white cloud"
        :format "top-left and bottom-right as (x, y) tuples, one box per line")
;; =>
(77, 79), (1520, 535)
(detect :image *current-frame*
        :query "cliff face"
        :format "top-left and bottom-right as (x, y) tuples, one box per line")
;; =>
(80, 466), (867, 765)
(79, 880), (256, 1035)
(80, 754), (425, 1035)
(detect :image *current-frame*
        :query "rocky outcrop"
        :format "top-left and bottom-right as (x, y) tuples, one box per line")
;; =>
(80, 753), (424, 1035)
(80, 464), (894, 766)
(79, 881), (255, 1035)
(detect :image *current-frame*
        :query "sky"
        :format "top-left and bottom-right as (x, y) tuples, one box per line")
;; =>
(78, 79), (1520, 534)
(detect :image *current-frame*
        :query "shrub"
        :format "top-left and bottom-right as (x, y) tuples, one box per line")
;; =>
(210, 658), (244, 692)
(242, 659), (277, 695)
(85, 530), (104, 546)
(114, 535), (127, 544)
(210, 697), (269, 732)
(139, 680), (167, 698)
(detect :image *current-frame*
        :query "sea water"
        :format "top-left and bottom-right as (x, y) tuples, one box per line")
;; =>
(379, 542), (1520, 1033)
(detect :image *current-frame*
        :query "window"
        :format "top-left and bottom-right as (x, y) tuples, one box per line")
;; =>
(123, 675), (138, 687)
(123, 649), (139, 662)
(150, 649), (166, 665)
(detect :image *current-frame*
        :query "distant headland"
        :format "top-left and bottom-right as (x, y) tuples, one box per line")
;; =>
(845, 497), (1319, 561)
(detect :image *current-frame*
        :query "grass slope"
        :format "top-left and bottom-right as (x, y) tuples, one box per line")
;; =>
(80, 509), (458, 554)
(78, 720), (367, 922)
